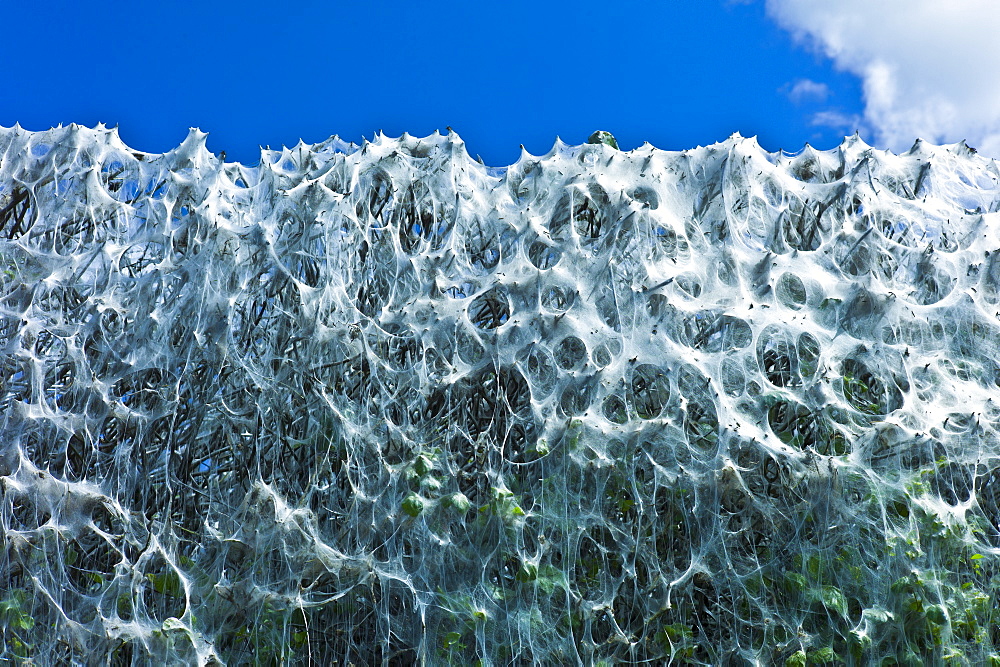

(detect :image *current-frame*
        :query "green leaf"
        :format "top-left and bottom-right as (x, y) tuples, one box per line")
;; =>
(414, 454), (433, 476)
(535, 565), (564, 595)
(663, 623), (693, 642)
(862, 608), (892, 624)
(587, 131), (619, 150)
(807, 555), (823, 579)
(807, 646), (841, 664)
(516, 562), (538, 583)
(848, 630), (872, 659)
(925, 604), (946, 625)
(783, 572), (807, 594)
(810, 585), (848, 619)
(162, 617), (183, 630)
(402, 493), (425, 517)
(420, 476), (442, 493)
(786, 650), (807, 667)
(490, 485), (513, 501)
(147, 570), (183, 598)
(13, 613), (34, 631)
(447, 492), (471, 513)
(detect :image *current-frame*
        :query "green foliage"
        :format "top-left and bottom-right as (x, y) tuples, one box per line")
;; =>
(587, 131), (619, 149)
(807, 646), (841, 664)
(445, 492), (471, 513)
(414, 453), (434, 476)
(486, 485), (526, 523)
(657, 623), (696, 660)
(402, 493), (425, 517)
(222, 602), (311, 665)
(146, 570), (184, 598)
(442, 630), (465, 651)
(809, 586), (848, 620)
(0, 589), (34, 659)
(786, 650), (807, 667)
(0, 591), (33, 632)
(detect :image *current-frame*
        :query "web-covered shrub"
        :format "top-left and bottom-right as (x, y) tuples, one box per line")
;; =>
(3, 124), (1000, 665)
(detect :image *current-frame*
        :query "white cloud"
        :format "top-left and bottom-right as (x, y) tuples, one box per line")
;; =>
(810, 110), (863, 131)
(783, 78), (830, 105)
(765, 0), (1000, 155)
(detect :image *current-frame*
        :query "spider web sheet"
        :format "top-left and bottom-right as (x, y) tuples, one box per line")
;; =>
(3, 124), (1000, 665)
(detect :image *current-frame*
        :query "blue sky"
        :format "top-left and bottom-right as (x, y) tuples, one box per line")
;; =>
(2, 1), (988, 164)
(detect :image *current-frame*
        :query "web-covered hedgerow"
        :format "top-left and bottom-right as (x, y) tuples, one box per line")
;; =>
(3, 123), (1000, 665)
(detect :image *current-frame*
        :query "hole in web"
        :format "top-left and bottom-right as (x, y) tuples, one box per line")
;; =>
(468, 287), (510, 330)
